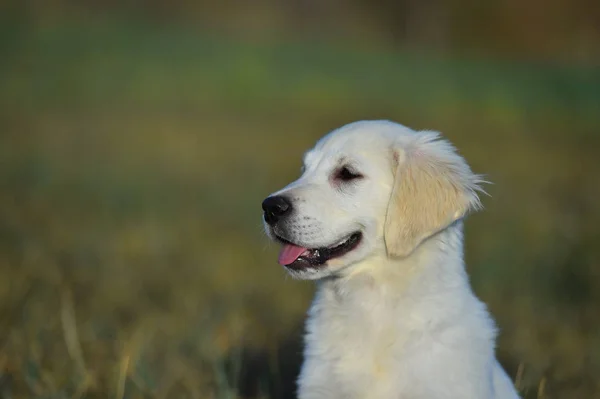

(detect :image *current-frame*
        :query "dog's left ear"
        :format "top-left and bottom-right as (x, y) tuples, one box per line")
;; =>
(384, 131), (485, 258)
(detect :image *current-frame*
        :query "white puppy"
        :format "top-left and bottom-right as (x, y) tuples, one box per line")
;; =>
(262, 120), (520, 399)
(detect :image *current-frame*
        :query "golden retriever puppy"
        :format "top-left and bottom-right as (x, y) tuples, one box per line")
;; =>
(262, 120), (520, 399)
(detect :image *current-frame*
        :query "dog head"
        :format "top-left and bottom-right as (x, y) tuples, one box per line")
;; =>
(262, 120), (484, 279)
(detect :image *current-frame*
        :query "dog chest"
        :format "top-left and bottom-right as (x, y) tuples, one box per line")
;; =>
(301, 281), (415, 395)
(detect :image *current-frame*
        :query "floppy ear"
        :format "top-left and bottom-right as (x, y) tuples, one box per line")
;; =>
(384, 131), (485, 258)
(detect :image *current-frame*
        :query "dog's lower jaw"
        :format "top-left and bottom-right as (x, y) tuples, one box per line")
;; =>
(297, 222), (520, 399)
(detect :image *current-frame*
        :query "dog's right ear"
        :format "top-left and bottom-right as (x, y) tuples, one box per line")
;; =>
(384, 132), (485, 258)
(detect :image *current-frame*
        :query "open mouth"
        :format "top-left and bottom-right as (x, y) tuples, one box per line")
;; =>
(275, 232), (362, 271)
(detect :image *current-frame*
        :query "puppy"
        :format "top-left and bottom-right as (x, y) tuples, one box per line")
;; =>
(262, 120), (520, 399)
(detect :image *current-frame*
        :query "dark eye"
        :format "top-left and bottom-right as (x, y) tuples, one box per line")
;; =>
(335, 166), (363, 182)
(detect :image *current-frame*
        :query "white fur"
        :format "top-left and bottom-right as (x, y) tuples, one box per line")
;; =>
(264, 120), (520, 398)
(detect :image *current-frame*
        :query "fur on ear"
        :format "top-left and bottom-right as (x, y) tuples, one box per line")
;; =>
(384, 131), (486, 258)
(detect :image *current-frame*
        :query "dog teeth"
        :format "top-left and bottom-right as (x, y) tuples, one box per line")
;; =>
(332, 237), (349, 248)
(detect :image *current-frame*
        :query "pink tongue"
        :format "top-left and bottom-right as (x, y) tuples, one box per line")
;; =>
(278, 244), (308, 265)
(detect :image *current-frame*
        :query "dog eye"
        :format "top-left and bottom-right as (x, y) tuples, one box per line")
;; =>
(335, 166), (363, 182)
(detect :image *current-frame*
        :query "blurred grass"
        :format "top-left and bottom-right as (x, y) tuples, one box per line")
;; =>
(1, 18), (600, 398)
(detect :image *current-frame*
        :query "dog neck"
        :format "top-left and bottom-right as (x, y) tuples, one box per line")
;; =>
(324, 220), (472, 303)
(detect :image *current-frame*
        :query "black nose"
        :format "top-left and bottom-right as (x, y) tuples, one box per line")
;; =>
(262, 195), (292, 225)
